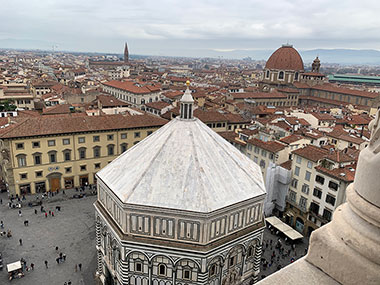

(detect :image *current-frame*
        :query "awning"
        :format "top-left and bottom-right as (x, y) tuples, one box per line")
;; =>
(7, 261), (22, 272)
(266, 216), (303, 240)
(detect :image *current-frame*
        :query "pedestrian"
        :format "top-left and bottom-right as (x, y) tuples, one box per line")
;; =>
(56, 257), (60, 264)
(34, 209), (37, 215)
(31, 263), (34, 270)
(78, 263), (82, 271)
(63, 190), (65, 195)
(45, 260), (48, 268)
(18, 210), (22, 217)
(56, 246), (59, 251)
(68, 281), (72, 285)
(49, 210), (51, 215)
(59, 252), (63, 259)
(19, 238), (22, 245)
(45, 212), (48, 218)
(75, 264), (78, 272)
(0, 221), (3, 229)
(52, 211), (54, 217)
(64, 282), (67, 285)
(40, 205), (44, 212)
(0, 198), (2, 204)
(63, 253), (66, 261)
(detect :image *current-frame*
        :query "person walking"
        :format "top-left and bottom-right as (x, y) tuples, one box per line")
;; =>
(18, 210), (22, 217)
(52, 211), (54, 217)
(45, 212), (48, 218)
(45, 260), (48, 268)
(19, 238), (22, 245)
(0, 221), (3, 229)
(31, 263), (34, 270)
(78, 263), (82, 271)
(56, 246), (59, 251)
(56, 257), (60, 264)
(63, 253), (66, 261)
(34, 209), (37, 215)
(75, 264), (78, 272)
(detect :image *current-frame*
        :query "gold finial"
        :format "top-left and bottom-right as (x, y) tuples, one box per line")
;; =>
(186, 80), (190, 87)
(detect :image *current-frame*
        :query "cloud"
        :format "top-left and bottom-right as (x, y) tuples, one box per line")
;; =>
(1, 0), (380, 55)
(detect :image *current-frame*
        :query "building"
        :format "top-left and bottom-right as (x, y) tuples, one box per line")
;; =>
(124, 42), (129, 63)
(258, 111), (380, 285)
(102, 80), (161, 109)
(0, 114), (167, 195)
(94, 82), (266, 285)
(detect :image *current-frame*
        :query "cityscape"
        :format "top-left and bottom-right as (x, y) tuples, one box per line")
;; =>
(0, 1), (379, 285)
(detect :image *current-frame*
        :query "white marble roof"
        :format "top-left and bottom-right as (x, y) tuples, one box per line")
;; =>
(97, 117), (265, 213)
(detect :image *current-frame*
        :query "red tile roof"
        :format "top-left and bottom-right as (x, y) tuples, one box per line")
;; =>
(292, 145), (329, 162)
(265, 45), (304, 71)
(247, 138), (286, 153)
(103, 80), (160, 94)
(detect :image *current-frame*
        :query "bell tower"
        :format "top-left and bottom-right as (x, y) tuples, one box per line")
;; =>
(124, 42), (129, 63)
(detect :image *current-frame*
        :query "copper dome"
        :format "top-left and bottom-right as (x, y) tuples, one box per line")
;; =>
(265, 45), (304, 71)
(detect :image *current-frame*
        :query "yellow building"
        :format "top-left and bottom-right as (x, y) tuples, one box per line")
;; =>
(0, 114), (167, 195)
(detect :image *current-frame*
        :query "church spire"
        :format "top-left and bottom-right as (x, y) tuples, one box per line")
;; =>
(124, 42), (129, 63)
(180, 80), (194, 120)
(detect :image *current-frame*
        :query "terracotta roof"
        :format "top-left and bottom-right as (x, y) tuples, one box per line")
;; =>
(311, 112), (336, 121)
(315, 165), (356, 183)
(325, 150), (357, 163)
(103, 80), (160, 94)
(280, 134), (304, 144)
(230, 90), (287, 100)
(311, 83), (378, 99)
(42, 104), (71, 115)
(280, 160), (292, 170)
(0, 114), (168, 139)
(218, 131), (246, 146)
(265, 45), (304, 71)
(292, 145), (329, 162)
(247, 138), (286, 153)
(193, 109), (228, 123)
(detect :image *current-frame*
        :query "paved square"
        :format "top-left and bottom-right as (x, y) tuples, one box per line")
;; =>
(0, 189), (98, 285)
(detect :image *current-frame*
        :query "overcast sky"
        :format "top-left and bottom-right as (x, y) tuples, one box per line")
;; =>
(1, 0), (380, 58)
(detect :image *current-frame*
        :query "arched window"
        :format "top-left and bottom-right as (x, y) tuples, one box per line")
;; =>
(62, 149), (71, 161)
(266, 70), (270, 78)
(78, 147), (86, 159)
(279, 71), (284, 80)
(183, 268), (191, 280)
(120, 143), (128, 153)
(158, 264), (166, 276)
(295, 72), (299, 81)
(93, 146), (101, 158)
(48, 150), (57, 163)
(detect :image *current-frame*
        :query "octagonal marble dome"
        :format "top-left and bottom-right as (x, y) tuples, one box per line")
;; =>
(97, 117), (265, 213)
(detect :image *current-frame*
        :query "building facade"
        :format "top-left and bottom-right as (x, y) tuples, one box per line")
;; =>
(0, 114), (167, 195)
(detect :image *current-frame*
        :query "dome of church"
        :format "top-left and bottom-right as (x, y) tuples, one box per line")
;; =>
(97, 115), (265, 213)
(265, 44), (304, 71)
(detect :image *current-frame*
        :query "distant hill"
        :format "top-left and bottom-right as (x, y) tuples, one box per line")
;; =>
(300, 49), (380, 65)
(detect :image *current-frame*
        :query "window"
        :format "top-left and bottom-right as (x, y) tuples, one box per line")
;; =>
(323, 208), (332, 221)
(134, 132), (140, 138)
(229, 255), (236, 267)
(254, 146), (259, 154)
(93, 146), (101, 158)
(63, 138), (70, 145)
(94, 163), (101, 169)
(305, 171), (311, 181)
(135, 262), (142, 272)
(291, 178), (298, 188)
(16, 143), (24, 149)
(93, 136), (100, 142)
(259, 159), (266, 168)
(253, 156), (258, 163)
(261, 149), (267, 157)
(35, 171), (43, 178)
(289, 190), (296, 202)
(296, 156), (302, 164)
(147, 131), (153, 136)
(63, 150), (71, 161)
(46, 151), (56, 163)
(299, 196), (307, 210)
(313, 188), (322, 199)
(107, 144), (114, 156)
(183, 268), (191, 280)
(134, 141), (140, 145)
(279, 71), (284, 80)
(79, 148), (86, 159)
(78, 137), (85, 143)
(269, 153), (274, 160)
(295, 72), (299, 81)
(80, 165), (86, 171)
(121, 133), (127, 139)
(158, 264), (166, 276)
(315, 175), (325, 185)
(107, 134), (114, 141)
(266, 70), (270, 78)
(209, 264), (217, 277)
(295, 166), (300, 176)
(20, 173), (27, 180)
(32, 141), (40, 148)
(301, 184), (310, 195)
(33, 154), (42, 165)
(310, 202), (320, 215)
(307, 161), (313, 169)
(247, 246), (254, 257)
(65, 167), (72, 173)
(328, 181), (338, 191)
(326, 194), (336, 206)
(121, 143), (128, 153)
(48, 140), (55, 147)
